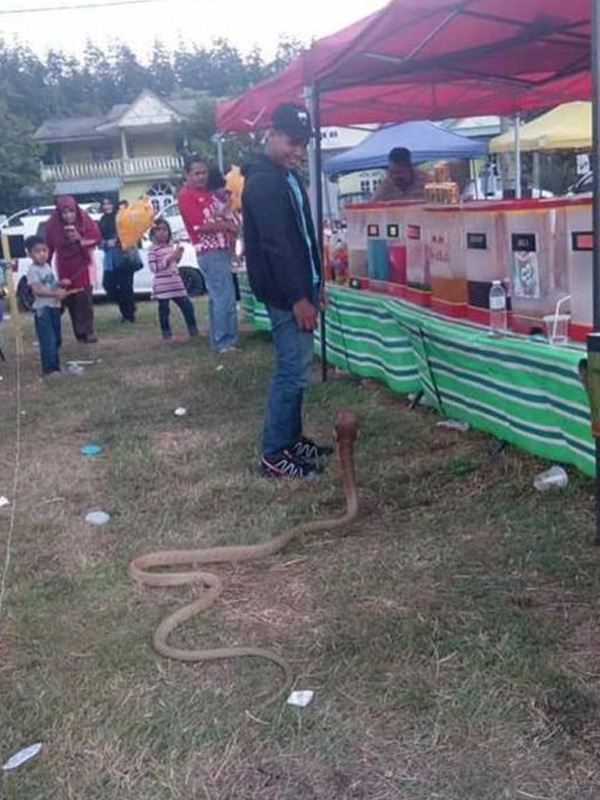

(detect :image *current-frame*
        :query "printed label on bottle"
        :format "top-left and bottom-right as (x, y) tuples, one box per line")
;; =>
(490, 296), (506, 311)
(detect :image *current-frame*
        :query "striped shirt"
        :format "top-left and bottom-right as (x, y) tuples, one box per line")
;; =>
(148, 244), (189, 300)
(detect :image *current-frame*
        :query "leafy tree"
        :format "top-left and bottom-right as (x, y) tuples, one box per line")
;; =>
(177, 95), (217, 159)
(0, 104), (46, 214)
(83, 41), (117, 112)
(270, 35), (305, 73)
(244, 46), (267, 85)
(0, 41), (50, 124)
(0, 34), (306, 211)
(207, 38), (248, 96)
(173, 44), (212, 93)
(111, 43), (149, 102)
(149, 41), (177, 97)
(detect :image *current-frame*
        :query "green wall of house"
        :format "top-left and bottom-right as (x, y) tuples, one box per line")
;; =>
(127, 133), (176, 158)
(120, 181), (153, 203)
(57, 132), (177, 164)
(61, 141), (105, 163)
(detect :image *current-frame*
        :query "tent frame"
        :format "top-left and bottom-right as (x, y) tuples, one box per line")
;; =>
(305, 2), (600, 540)
(318, 4), (589, 95)
(220, 0), (600, 541)
(592, 0), (600, 543)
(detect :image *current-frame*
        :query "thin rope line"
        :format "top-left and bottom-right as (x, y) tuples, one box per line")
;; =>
(0, 329), (23, 624)
(0, 0), (192, 15)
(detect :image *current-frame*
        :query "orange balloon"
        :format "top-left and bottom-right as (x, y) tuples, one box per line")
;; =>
(117, 198), (155, 248)
(225, 166), (244, 212)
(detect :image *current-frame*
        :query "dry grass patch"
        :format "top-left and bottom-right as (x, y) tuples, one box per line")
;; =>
(2, 300), (600, 799)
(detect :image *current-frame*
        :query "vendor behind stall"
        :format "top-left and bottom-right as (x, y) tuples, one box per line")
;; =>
(372, 147), (430, 202)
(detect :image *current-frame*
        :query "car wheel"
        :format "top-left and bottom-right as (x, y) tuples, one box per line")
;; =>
(179, 267), (206, 297)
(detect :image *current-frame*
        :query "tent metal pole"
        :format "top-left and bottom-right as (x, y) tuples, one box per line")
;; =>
(216, 135), (225, 174)
(515, 113), (522, 199)
(312, 82), (328, 383)
(591, 0), (600, 543)
(304, 87), (319, 224)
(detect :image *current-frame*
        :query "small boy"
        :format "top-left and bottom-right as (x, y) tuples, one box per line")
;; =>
(26, 235), (70, 376)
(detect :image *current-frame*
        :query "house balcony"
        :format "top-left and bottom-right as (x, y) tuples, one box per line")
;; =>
(40, 155), (184, 184)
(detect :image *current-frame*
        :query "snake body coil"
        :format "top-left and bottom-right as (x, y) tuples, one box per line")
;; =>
(129, 408), (359, 704)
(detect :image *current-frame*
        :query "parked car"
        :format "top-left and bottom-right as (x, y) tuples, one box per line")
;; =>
(0, 203), (100, 260)
(3, 201), (207, 307)
(157, 200), (206, 296)
(568, 171), (593, 195)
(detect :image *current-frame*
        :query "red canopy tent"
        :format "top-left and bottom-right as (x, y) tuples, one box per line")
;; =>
(217, 0), (591, 131)
(219, 0), (600, 543)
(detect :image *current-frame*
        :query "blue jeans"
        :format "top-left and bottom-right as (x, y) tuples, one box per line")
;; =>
(263, 302), (315, 455)
(158, 297), (198, 337)
(196, 250), (238, 351)
(34, 306), (62, 374)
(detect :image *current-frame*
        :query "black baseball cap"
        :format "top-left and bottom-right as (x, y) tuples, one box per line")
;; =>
(271, 102), (313, 145)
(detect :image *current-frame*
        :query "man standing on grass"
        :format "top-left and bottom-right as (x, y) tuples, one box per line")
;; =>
(242, 102), (332, 479)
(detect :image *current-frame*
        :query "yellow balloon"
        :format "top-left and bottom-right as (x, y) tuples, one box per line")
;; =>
(225, 166), (244, 212)
(117, 198), (155, 248)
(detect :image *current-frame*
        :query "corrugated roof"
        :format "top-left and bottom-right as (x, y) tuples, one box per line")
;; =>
(105, 104), (129, 121)
(33, 115), (107, 142)
(170, 98), (199, 115)
(34, 93), (199, 143)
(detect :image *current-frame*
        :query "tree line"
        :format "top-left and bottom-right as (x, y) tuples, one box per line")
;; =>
(0, 37), (303, 213)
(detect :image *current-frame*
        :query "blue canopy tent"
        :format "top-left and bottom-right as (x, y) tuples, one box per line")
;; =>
(323, 121), (487, 175)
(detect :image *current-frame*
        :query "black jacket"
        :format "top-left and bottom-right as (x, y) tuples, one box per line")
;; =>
(98, 212), (117, 244)
(242, 154), (321, 310)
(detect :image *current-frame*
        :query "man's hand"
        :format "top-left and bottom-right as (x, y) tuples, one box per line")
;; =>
(223, 220), (239, 235)
(292, 298), (317, 331)
(55, 288), (68, 301)
(59, 279), (72, 288)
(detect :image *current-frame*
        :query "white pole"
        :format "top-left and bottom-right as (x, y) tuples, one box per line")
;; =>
(515, 113), (522, 199)
(120, 128), (129, 160)
(216, 136), (225, 174)
(532, 151), (541, 196)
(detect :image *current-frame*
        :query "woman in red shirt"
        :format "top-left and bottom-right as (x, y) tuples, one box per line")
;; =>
(178, 157), (239, 352)
(45, 196), (101, 343)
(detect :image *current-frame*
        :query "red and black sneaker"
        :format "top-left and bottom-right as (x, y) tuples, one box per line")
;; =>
(290, 435), (334, 463)
(260, 448), (322, 479)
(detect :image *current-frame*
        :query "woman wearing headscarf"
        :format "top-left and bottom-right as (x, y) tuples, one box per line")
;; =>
(99, 197), (118, 302)
(98, 197), (136, 323)
(45, 196), (101, 343)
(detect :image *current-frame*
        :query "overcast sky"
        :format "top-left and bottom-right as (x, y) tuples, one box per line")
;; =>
(0, 0), (386, 60)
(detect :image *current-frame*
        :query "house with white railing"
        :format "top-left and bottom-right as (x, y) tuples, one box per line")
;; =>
(34, 90), (196, 212)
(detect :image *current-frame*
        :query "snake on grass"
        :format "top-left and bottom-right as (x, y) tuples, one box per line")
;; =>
(129, 408), (360, 705)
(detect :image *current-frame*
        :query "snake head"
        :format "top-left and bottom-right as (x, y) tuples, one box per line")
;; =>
(334, 408), (359, 444)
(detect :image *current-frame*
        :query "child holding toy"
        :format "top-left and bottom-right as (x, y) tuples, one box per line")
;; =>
(148, 220), (199, 340)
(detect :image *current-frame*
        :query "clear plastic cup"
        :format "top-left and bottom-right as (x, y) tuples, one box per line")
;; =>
(543, 313), (571, 346)
(533, 466), (568, 492)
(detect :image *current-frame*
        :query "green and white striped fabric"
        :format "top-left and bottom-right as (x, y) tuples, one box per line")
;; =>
(239, 275), (594, 476)
(240, 277), (271, 331)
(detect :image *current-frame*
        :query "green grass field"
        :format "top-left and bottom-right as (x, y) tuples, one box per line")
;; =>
(1, 299), (599, 799)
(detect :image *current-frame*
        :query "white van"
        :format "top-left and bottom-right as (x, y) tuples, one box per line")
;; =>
(1, 203), (205, 301)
